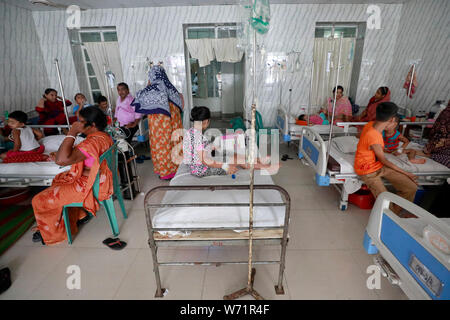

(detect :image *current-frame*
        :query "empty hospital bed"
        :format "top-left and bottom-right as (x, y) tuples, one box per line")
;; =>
(298, 126), (450, 210)
(144, 163), (291, 298)
(364, 192), (450, 300)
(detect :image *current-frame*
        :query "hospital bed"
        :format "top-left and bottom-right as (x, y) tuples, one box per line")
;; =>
(0, 125), (140, 197)
(363, 192), (450, 300)
(276, 106), (357, 143)
(144, 163), (291, 298)
(298, 124), (450, 210)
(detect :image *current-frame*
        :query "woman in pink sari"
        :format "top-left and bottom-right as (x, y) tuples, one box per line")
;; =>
(323, 86), (352, 124)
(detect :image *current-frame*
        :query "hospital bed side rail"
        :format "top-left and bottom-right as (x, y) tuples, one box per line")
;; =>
(364, 192), (450, 300)
(336, 121), (435, 135)
(298, 126), (329, 184)
(143, 184), (291, 298)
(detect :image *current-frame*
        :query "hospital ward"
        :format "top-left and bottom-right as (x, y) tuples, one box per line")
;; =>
(1, 0), (449, 303)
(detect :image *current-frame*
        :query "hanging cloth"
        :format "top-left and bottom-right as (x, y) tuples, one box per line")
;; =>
(213, 38), (244, 63)
(403, 65), (418, 99)
(185, 39), (215, 67)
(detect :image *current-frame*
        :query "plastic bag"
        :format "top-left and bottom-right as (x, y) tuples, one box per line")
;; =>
(250, 0), (270, 34)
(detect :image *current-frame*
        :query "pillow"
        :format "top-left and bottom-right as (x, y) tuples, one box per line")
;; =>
(39, 135), (85, 154)
(332, 136), (359, 154)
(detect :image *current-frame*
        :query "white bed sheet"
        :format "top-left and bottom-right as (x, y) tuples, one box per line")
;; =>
(152, 164), (286, 236)
(290, 124), (357, 135)
(328, 141), (450, 175)
(0, 162), (70, 177)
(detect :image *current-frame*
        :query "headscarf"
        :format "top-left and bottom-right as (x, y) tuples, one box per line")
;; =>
(360, 88), (391, 122)
(132, 65), (182, 117)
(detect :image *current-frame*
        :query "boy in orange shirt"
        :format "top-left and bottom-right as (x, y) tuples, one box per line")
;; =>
(354, 102), (418, 214)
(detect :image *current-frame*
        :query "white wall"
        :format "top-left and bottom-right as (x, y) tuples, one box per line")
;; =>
(0, 2), (50, 115)
(388, 0), (450, 115)
(31, 3), (404, 126)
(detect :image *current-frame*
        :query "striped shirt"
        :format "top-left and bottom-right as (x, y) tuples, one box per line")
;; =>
(382, 130), (401, 152)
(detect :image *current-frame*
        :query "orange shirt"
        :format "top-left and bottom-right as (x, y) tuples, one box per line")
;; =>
(354, 121), (384, 175)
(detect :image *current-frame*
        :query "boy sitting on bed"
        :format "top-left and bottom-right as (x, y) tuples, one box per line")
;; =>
(354, 102), (418, 214)
(0, 111), (48, 163)
(184, 106), (274, 177)
(383, 115), (427, 164)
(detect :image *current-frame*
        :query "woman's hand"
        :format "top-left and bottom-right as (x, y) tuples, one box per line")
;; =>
(227, 164), (239, 175)
(37, 98), (45, 108)
(68, 121), (84, 136)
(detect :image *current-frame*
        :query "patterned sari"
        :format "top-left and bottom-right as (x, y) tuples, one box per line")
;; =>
(424, 106), (450, 168)
(148, 103), (183, 180)
(31, 131), (113, 245)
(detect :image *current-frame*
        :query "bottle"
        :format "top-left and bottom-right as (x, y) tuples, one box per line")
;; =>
(428, 100), (444, 120)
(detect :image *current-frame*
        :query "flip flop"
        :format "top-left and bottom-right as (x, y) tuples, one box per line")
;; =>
(102, 237), (127, 250)
(281, 154), (293, 161)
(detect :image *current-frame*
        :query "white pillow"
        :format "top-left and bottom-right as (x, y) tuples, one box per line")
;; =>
(39, 135), (85, 154)
(332, 136), (359, 154)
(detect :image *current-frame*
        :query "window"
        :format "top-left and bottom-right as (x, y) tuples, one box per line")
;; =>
(78, 28), (118, 103)
(315, 25), (358, 39)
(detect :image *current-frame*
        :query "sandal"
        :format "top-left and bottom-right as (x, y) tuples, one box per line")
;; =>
(281, 154), (293, 161)
(102, 237), (127, 250)
(76, 215), (91, 227)
(32, 231), (45, 245)
(0, 267), (12, 295)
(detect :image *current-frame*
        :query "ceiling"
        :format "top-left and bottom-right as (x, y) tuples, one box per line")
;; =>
(3, 0), (411, 11)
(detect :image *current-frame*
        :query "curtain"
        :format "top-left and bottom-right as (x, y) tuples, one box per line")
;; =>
(185, 39), (215, 67)
(310, 38), (355, 109)
(84, 42), (124, 108)
(213, 38), (244, 63)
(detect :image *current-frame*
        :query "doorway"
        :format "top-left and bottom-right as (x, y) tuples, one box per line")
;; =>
(310, 23), (365, 111)
(184, 24), (245, 127)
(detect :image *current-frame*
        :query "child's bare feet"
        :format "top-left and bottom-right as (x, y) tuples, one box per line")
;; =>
(410, 158), (426, 164)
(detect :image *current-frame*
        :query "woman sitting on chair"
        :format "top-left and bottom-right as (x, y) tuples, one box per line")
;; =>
(31, 107), (113, 245)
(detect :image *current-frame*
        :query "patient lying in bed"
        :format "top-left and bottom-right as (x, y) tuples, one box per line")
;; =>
(184, 107), (275, 177)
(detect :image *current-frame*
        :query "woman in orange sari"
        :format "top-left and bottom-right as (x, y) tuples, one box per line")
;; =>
(31, 107), (113, 245)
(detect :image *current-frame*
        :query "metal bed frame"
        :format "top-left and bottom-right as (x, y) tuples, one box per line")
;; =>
(0, 124), (141, 197)
(144, 184), (291, 298)
(298, 121), (450, 210)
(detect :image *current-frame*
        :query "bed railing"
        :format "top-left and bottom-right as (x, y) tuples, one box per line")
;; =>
(143, 184), (291, 298)
(299, 126), (328, 183)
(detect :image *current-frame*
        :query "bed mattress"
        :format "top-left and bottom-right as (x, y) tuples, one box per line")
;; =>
(327, 140), (450, 175)
(0, 162), (70, 177)
(152, 164), (286, 236)
(290, 124), (357, 135)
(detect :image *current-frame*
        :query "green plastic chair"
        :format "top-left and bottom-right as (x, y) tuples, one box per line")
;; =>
(62, 142), (127, 244)
(230, 111), (274, 146)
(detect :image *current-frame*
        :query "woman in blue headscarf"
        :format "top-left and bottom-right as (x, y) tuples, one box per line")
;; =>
(132, 65), (184, 180)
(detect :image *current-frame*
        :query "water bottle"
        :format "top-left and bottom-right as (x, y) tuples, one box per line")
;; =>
(428, 100), (444, 120)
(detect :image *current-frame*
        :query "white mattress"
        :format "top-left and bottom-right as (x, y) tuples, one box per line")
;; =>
(290, 124), (357, 135)
(328, 141), (450, 175)
(152, 164), (286, 236)
(0, 161), (70, 177)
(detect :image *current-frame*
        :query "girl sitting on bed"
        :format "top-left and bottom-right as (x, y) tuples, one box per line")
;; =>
(383, 115), (427, 164)
(184, 106), (273, 177)
(0, 111), (48, 163)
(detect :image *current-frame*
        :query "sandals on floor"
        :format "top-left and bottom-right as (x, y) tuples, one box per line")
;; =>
(32, 231), (45, 245)
(102, 238), (127, 250)
(76, 215), (91, 227)
(281, 154), (293, 161)
(0, 267), (12, 295)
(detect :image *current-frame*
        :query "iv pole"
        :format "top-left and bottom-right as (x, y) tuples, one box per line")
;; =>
(223, 4), (263, 301)
(54, 59), (71, 126)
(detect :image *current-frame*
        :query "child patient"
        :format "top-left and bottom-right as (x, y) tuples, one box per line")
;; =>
(0, 111), (47, 162)
(383, 115), (427, 164)
(184, 106), (275, 177)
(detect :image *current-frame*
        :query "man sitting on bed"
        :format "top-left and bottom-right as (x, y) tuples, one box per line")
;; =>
(354, 102), (418, 214)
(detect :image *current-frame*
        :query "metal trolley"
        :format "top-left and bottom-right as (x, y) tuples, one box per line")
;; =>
(143, 184), (291, 298)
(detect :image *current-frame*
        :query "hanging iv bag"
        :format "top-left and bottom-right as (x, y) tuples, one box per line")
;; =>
(106, 71), (116, 89)
(250, 0), (271, 35)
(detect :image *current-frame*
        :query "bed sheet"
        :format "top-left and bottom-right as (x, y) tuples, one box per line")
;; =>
(291, 124), (357, 135)
(328, 140), (450, 175)
(152, 164), (286, 236)
(0, 161), (70, 177)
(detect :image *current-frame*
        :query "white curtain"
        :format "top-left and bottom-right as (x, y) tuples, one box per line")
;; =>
(84, 42), (124, 108)
(310, 38), (355, 108)
(185, 38), (243, 67)
(185, 39), (215, 67)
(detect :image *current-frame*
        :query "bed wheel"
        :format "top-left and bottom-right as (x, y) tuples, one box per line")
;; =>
(340, 202), (348, 211)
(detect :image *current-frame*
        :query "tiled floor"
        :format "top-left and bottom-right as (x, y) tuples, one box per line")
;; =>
(0, 142), (407, 300)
